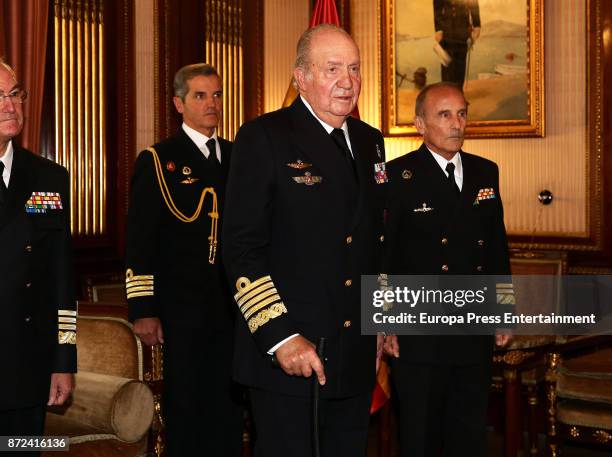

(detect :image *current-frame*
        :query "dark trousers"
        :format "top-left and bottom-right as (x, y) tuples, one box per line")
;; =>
(249, 388), (371, 457)
(441, 40), (469, 88)
(0, 406), (45, 457)
(162, 324), (243, 457)
(392, 362), (491, 457)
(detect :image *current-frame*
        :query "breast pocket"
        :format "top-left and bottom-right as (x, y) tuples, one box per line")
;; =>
(31, 213), (65, 241)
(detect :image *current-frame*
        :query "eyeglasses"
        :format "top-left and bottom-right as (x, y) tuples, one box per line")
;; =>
(0, 89), (28, 104)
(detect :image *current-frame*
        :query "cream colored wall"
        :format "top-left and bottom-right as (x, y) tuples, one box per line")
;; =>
(134, 0), (155, 155)
(262, 0), (590, 237)
(263, 0), (310, 113)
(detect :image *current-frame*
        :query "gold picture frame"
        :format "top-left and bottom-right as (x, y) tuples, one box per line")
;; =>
(382, 0), (544, 138)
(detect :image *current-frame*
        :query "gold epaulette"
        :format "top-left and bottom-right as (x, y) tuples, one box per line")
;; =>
(496, 282), (516, 305)
(234, 276), (288, 333)
(57, 309), (77, 344)
(147, 146), (219, 264)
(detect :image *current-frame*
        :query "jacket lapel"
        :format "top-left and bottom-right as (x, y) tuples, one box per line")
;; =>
(288, 98), (357, 211)
(346, 117), (372, 231)
(219, 137), (232, 180)
(0, 146), (35, 231)
(454, 151), (480, 216)
(414, 145), (458, 216)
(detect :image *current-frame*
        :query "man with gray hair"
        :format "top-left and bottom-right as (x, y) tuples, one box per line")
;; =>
(223, 24), (387, 457)
(0, 58), (76, 449)
(126, 63), (242, 456)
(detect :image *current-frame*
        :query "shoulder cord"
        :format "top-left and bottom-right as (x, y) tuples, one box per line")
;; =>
(146, 147), (218, 264)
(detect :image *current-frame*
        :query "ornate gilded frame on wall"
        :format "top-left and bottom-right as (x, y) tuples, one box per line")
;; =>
(510, 0), (604, 252)
(381, 0), (544, 138)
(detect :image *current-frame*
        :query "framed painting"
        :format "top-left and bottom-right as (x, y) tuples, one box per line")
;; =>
(382, 0), (544, 138)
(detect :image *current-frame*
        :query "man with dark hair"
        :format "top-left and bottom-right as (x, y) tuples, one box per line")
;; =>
(125, 63), (242, 457)
(434, 0), (481, 87)
(384, 82), (512, 457)
(223, 24), (387, 457)
(0, 58), (76, 452)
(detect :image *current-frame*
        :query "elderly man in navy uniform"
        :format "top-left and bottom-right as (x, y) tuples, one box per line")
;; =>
(125, 63), (242, 457)
(383, 82), (512, 457)
(0, 58), (76, 452)
(223, 24), (387, 457)
(434, 0), (481, 87)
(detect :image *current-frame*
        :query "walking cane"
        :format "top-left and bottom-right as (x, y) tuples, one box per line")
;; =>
(270, 337), (327, 457)
(312, 337), (326, 457)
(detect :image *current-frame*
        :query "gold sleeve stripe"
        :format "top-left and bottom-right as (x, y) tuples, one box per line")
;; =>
(58, 310), (77, 316)
(126, 280), (154, 288)
(248, 303), (288, 333)
(127, 290), (155, 299)
(234, 275), (273, 301)
(58, 317), (77, 323)
(58, 331), (77, 344)
(127, 275), (154, 282)
(241, 288), (279, 314)
(59, 323), (77, 330)
(239, 284), (277, 310)
(496, 283), (514, 289)
(126, 285), (154, 293)
(244, 295), (284, 320)
(237, 281), (274, 307)
(125, 271), (154, 281)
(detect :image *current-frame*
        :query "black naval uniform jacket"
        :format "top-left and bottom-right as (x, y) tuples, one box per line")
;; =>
(434, 0), (481, 44)
(222, 97), (387, 399)
(384, 144), (511, 365)
(0, 145), (77, 411)
(126, 129), (234, 329)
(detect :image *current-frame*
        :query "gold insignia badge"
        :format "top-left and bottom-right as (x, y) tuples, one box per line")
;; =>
(402, 169), (413, 180)
(413, 202), (434, 213)
(292, 172), (323, 186)
(166, 161), (176, 172)
(180, 177), (199, 184)
(182, 166), (192, 175)
(287, 159), (312, 170)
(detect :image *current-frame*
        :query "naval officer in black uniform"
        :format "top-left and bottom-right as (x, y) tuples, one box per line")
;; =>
(434, 0), (481, 87)
(223, 24), (387, 457)
(125, 63), (242, 457)
(0, 58), (76, 449)
(383, 82), (512, 457)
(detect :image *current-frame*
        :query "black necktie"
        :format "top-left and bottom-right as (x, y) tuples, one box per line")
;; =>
(330, 128), (356, 179)
(205, 138), (220, 167)
(445, 162), (460, 196)
(0, 161), (7, 204)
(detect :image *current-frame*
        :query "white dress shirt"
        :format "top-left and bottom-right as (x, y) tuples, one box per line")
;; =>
(181, 123), (222, 163)
(301, 96), (354, 157)
(427, 146), (463, 191)
(0, 140), (14, 187)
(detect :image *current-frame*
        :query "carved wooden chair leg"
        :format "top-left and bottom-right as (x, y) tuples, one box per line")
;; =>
(545, 352), (560, 457)
(504, 367), (521, 457)
(527, 384), (539, 457)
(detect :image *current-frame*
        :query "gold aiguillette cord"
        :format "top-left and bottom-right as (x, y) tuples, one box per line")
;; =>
(147, 147), (219, 264)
